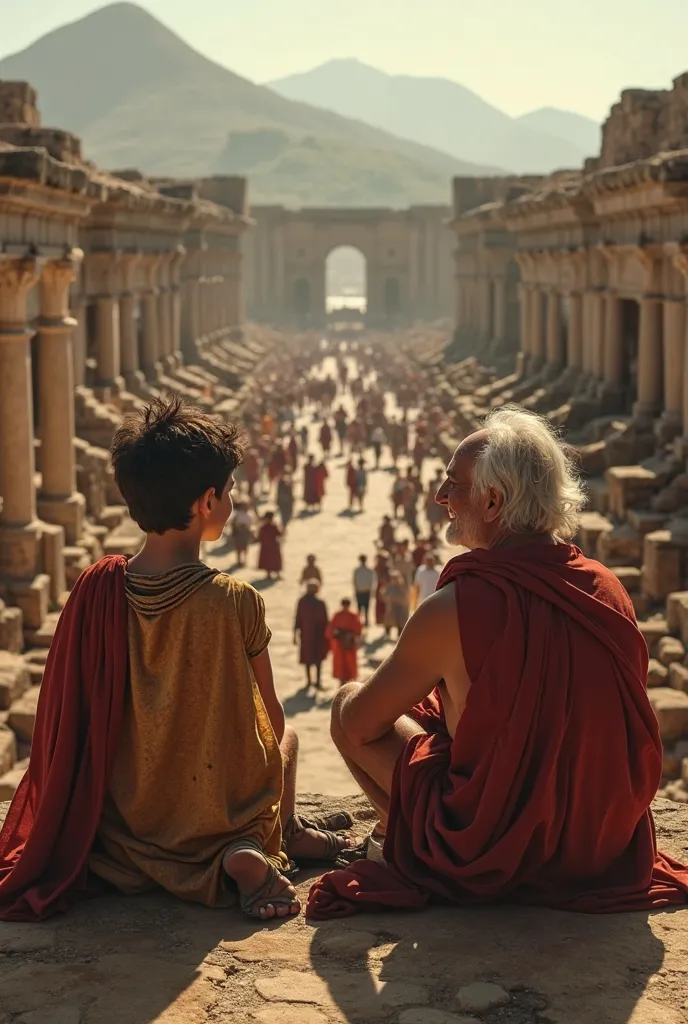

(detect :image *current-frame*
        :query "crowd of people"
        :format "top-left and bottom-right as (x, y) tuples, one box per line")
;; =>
(216, 340), (450, 690)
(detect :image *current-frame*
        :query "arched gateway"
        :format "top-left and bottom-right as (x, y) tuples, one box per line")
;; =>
(243, 205), (453, 327)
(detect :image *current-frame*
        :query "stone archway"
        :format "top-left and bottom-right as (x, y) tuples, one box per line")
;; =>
(326, 245), (366, 319)
(243, 205), (454, 327)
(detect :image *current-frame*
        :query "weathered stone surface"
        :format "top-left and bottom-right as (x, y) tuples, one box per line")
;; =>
(659, 636), (686, 666)
(255, 970), (427, 1013)
(251, 1009), (329, 1024)
(668, 662), (688, 693)
(399, 1013), (480, 1024)
(0, 760), (27, 800)
(312, 926), (380, 959)
(455, 982), (510, 1013)
(0, 651), (30, 710)
(0, 727), (16, 775)
(598, 522), (643, 567)
(0, 922), (56, 952)
(648, 659), (669, 687)
(648, 687), (688, 742)
(638, 618), (670, 655)
(7, 687), (40, 743)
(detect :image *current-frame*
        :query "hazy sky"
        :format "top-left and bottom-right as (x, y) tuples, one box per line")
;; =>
(2, 0), (687, 121)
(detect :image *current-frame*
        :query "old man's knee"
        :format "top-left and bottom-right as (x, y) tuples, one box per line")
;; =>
(330, 682), (362, 751)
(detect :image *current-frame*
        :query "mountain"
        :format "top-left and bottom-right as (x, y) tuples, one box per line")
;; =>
(269, 59), (599, 174)
(0, 3), (500, 207)
(516, 107), (601, 157)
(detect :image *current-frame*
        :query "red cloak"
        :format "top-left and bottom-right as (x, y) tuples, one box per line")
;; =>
(308, 543), (688, 918)
(258, 522), (282, 572)
(0, 556), (127, 921)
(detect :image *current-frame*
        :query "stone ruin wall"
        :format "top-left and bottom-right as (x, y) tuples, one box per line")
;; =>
(599, 72), (688, 169)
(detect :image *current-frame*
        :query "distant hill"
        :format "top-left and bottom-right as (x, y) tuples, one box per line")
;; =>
(269, 59), (600, 174)
(516, 107), (601, 157)
(0, 3), (500, 207)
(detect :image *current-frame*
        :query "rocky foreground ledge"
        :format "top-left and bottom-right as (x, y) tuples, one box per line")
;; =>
(1, 794), (687, 1024)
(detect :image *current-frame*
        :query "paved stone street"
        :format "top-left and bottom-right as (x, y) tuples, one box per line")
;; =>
(207, 357), (452, 794)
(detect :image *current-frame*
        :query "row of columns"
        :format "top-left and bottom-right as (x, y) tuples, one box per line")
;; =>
(455, 275), (507, 340)
(182, 250), (242, 360)
(0, 254), (83, 624)
(519, 282), (688, 435)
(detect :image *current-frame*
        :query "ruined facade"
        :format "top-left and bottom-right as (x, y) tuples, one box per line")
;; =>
(244, 205), (453, 327)
(0, 81), (253, 661)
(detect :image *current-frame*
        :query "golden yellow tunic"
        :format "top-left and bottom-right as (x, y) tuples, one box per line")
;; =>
(89, 563), (287, 907)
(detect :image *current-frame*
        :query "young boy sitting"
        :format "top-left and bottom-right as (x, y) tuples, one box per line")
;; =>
(0, 398), (348, 923)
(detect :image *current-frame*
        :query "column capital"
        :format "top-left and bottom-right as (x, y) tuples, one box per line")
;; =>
(39, 255), (82, 324)
(0, 257), (41, 338)
(139, 252), (162, 292)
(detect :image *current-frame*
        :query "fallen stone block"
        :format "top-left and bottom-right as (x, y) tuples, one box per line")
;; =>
(648, 687), (688, 742)
(0, 728), (16, 776)
(658, 635), (686, 666)
(8, 686), (40, 743)
(0, 759), (27, 801)
(642, 530), (683, 602)
(647, 659), (669, 687)
(669, 662), (688, 692)
(637, 617), (670, 655)
(597, 523), (642, 567)
(0, 651), (30, 710)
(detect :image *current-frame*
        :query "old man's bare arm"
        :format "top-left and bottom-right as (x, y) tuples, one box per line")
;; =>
(337, 584), (463, 746)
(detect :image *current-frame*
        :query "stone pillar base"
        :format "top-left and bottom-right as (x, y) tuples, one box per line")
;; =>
(93, 376), (126, 405)
(655, 411), (683, 446)
(632, 400), (660, 425)
(41, 521), (66, 604)
(0, 521), (43, 581)
(597, 380), (625, 416)
(124, 369), (152, 398)
(143, 361), (164, 385)
(37, 491), (86, 547)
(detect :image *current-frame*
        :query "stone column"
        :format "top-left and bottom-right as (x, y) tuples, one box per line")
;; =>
(0, 257), (54, 629)
(140, 255), (162, 382)
(493, 279), (506, 343)
(478, 279), (490, 335)
(545, 290), (564, 370)
(71, 294), (87, 388)
(94, 295), (123, 401)
(603, 294), (622, 384)
(118, 254), (143, 392)
(660, 299), (685, 436)
(568, 293), (583, 368)
(530, 287), (545, 366)
(634, 297), (663, 419)
(36, 255), (86, 546)
(518, 283), (530, 357)
(591, 292), (605, 379)
(156, 254), (173, 367)
(168, 247), (185, 365)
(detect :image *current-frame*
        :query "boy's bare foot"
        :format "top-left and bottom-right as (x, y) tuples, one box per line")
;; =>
(224, 847), (300, 920)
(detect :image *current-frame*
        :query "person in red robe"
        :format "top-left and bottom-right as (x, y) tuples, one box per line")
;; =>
(326, 600), (362, 685)
(319, 422), (333, 456)
(315, 460), (329, 506)
(303, 455), (320, 510)
(257, 512), (282, 579)
(243, 448), (260, 499)
(311, 406), (688, 919)
(294, 583), (330, 690)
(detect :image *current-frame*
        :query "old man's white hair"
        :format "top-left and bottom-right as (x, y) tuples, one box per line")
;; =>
(472, 406), (585, 539)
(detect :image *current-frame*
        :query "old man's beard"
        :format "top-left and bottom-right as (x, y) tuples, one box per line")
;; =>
(446, 507), (479, 548)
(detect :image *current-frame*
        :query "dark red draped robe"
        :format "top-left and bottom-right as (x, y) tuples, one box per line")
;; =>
(308, 543), (688, 918)
(0, 556), (128, 921)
